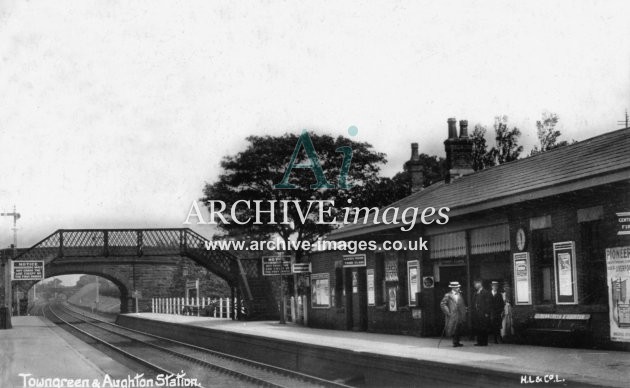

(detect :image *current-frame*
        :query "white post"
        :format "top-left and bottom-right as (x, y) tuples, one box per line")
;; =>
(290, 296), (296, 323)
(226, 297), (231, 319)
(196, 296), (200, 316)
(220, 298), (224, 318)
(303, 295), (308, 326)
(201, 297), (205, 309)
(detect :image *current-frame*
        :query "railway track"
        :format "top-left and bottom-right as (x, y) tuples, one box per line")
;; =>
(44, 303), (352, 388)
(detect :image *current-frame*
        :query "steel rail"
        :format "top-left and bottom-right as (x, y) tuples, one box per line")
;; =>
(43, 305), (189, 386)
(61, 303), (352, 388)
(53, 304), (349, 388)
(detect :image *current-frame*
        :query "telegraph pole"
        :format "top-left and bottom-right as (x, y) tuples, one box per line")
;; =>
(618, 109), (629, 129)
(1, 206), (20, 324)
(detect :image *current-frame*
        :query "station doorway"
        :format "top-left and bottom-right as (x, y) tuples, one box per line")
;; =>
(345, 267), (367, 331)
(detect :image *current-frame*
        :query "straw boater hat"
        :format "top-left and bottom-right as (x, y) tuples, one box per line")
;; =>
(448, 281), (461, 288)
(491, 281), (500, 285)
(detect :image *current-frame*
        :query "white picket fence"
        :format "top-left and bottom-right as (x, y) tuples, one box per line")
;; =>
(151, 297), (239, 319)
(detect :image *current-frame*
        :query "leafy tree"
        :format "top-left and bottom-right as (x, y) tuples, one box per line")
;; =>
(471, 124), (496, 171)
(488, 115), (523, 164)
(201, 133), (387, 261)
(531, 112), (569, 155)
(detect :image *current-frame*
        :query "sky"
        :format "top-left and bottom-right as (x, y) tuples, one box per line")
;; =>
(1, 0), (630, 249)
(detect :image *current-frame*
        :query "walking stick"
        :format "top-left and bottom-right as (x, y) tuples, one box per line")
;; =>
(437, 322), (446, 349)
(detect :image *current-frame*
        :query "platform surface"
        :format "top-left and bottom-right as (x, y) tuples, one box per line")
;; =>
(130, 313), (630, 387)
(0, 316), (132, 388)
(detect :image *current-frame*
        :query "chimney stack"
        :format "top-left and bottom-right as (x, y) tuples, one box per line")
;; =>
(407, 143), (424, 193)
(444, 118), (474, 183)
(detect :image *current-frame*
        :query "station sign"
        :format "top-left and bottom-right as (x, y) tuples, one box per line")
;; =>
(291, 263), (311, 274)
(185, 279), (199, 290)
(262, 255), (292, 276)
(11, 260), (44, 281)
(342, 254), (366, 268)
(616, 212), (630, 235)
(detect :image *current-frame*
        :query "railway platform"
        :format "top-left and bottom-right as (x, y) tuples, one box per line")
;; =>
(0, 315), (133, 388)
(120, 313), (630, 387)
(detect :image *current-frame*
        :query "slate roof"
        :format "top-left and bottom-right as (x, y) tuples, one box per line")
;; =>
(331, 127), (630, 239)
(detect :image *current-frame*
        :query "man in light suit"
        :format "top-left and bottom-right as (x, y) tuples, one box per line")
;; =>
(440, 281), (467, 347)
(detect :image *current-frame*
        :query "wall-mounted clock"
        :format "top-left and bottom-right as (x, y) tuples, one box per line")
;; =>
(516, 227), (526, 251)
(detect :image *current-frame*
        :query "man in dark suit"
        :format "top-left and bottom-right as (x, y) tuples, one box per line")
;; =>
(471, 279), (492, 346)
(490, 281), (505, 343)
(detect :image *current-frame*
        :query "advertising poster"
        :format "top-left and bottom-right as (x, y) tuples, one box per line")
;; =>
(606, 246), (630, 342)
(407, 260), (420, 306)
(513, 253), (531, 305)
(311, 273), (330, 309)
(385, 255), (398, 282)
(553, 241), (578, 304)
(367, 269), (375, 306)
(388, 286), (397, 312)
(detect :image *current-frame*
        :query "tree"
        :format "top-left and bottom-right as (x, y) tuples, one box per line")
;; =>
(488, 115), (523, 164)
(201, 132), (387, 261)
(471, 124), (496, 171)
(531, 111), (569, 155)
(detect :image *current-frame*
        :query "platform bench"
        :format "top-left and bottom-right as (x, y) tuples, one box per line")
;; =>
(524, 313), (592, 347)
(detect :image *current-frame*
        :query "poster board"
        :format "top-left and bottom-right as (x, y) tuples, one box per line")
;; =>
(606, 246), (630, 342)
(367, 269), (375, 306)
(311, 273), (330, 308)
(513, 252), (531, 305)
(407, 260), (420, 306)
(553, 241), (578, 305)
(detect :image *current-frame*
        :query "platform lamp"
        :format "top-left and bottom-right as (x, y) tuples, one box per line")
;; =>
(1, 205), (20, 325)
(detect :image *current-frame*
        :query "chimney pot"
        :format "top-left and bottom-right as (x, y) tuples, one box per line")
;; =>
(407, 142), (424, 192)
(447, 118), (457, 139)
(459, 120), (469, 138)
(411, 143), (419, 161)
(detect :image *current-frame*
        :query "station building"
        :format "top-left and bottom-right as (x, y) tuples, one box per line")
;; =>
(306, 119), (630, 349)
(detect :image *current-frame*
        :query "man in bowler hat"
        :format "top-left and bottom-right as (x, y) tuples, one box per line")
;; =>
(440, 281), (467, 347)
(490, 281), (505, 343)
(472, 279), (492, 346)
